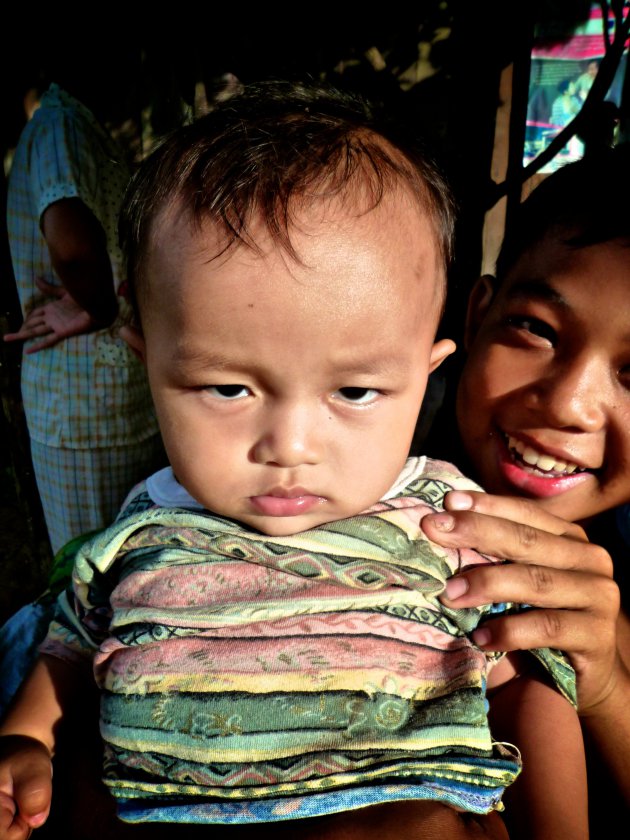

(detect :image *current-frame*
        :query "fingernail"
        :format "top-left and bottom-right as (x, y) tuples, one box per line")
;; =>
(444, 577), (469, 599)
(428, 513), (455, 532)
(446, 491), (473, 510)
(473, 628), (491, 646)
(29, 813), (48, 827)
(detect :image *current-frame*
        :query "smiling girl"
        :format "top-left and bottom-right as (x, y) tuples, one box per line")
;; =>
(423, 145), (630, 832)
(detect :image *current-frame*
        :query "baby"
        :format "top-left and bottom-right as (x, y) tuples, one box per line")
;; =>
(0, 81), (585, 839)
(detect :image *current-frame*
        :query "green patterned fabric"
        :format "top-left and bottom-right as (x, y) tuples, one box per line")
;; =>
(42, 457), (576, 822)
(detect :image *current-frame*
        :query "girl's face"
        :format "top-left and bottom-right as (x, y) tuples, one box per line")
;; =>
(456, 235), (630, 524)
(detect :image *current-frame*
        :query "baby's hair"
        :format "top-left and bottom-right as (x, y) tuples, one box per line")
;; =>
(119, 79), (456, 319)
(496, 144), (630, 281)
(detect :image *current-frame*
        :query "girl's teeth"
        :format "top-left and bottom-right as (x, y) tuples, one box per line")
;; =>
(507, 436), (581, 475)
(522, 447), (540, 466)
(537, 454), (558, 471)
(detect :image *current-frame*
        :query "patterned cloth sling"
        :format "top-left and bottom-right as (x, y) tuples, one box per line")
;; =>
(42, 457), (575, 824)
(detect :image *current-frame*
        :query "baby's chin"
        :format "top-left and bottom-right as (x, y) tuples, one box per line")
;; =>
(236, 510), (341, 538)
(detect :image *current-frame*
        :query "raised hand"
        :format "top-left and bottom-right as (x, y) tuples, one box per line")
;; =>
(421, 491), (623, 713)
(3, 278), (102, 353)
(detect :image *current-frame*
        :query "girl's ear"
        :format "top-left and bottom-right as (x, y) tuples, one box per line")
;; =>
(464, 275), (496, 350)
(120, 324), (147, 364)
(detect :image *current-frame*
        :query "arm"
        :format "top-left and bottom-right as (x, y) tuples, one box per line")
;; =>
(579, 612), (630, 805)
(488, 660), (587, 840)
(4, 198), (118, 352)
(0, 654), (83, 839)
(421, 491), (630, 803)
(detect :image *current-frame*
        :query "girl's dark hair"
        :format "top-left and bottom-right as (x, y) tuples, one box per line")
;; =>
(119, 79), (456, 316)
(496, 144), (630, 282)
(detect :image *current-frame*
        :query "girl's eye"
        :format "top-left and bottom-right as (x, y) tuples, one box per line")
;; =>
(335, 387), (380, 404)
(506, 315), (556, 346)
(206, 384), (251, 399)
(618, 366), (630, 390)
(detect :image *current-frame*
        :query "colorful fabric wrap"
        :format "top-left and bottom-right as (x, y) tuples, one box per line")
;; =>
(42, 457), (576, 824)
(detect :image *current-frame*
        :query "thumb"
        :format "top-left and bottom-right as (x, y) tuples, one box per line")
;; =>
(14, 770), (52, 828)
(9, 744), (53, 829)
(34, 277), (64, 298)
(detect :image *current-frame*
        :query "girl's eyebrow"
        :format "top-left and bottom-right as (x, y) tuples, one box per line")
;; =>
(504, 279), (568, 308)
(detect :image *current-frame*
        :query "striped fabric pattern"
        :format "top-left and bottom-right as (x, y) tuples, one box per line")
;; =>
(29, 435), (165, 554)
(42, 457), (575, 823)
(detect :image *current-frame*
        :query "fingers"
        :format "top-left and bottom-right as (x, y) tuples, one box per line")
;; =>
(5, 325), (53, 344)
(0, 782), (48, 839)
(0, 792), (21, 840)
(442, 490), (586, 540)
(23, 335), (62, 354)
(2, 332), (26, 344)
(442, 562), (618, 612)
(468, 605), (617, 670)
(3, 311), (52, 344)
(10, 745), (53, 827)
(12, 767), (51, 831)
(440, 562), (620, 707)
(0, 738), (52, 839)
(438, 551), (621, 711)
(0, 801), (38, 839)
(5, 330), (60, 353)
(3, 311), (61, 353)
(34, 277), (63, 298)
(422, 508), (611, 575)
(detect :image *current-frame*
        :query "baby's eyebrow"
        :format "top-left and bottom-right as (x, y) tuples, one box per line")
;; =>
(329, 355), (410, 375)
(170, 347), (408, 376)
(505, 279), (567, 308)
(170, 346), (235, 368)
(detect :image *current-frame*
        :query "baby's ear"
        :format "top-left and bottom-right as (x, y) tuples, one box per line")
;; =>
(464, 275), (496, 350)
(120, 324), (147, 364)
(429, 338), (456, 374)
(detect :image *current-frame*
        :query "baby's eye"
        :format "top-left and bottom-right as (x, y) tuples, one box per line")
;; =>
(506, 315), (556, 346)
(205, 384), (251, 400)
(335, 387), (380, 404)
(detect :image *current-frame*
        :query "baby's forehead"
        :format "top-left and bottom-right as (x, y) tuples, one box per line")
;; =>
(141, 190), (446, 325)
(146, 185), (443, 276)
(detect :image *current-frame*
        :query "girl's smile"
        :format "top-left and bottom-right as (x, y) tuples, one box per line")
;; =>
(495, 430), (595, 498)
(457, 235), (630, 524)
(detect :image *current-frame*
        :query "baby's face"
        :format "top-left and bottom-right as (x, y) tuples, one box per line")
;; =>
(457, 235), (630, 524)
(137, 192), (452, 535)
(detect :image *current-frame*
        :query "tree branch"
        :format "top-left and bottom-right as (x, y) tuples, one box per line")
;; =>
(599, 1), (612, 48)
(485, 5), (630, 210)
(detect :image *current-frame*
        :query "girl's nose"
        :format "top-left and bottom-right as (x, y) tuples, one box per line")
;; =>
(528, 352), (610, 432)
